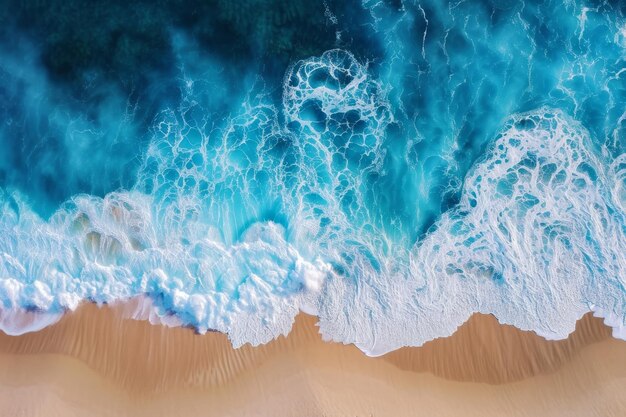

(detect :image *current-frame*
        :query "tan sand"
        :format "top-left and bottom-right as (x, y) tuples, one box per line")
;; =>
(0, 303), (623, 416)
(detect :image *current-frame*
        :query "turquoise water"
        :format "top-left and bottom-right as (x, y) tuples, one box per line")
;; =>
(0, 0), (625, 354)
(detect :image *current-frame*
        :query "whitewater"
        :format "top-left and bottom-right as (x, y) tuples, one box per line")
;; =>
(0, 0), (625, 355)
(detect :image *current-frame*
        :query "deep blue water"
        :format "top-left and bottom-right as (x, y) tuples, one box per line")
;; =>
(0, 0), (625, 354)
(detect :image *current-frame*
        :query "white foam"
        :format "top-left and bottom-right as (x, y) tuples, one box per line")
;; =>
(315, 109), (626, 355)
(1, 181), (339, 344)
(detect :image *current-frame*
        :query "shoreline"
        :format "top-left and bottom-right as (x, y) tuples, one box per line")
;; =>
(0, 302), (624, 416)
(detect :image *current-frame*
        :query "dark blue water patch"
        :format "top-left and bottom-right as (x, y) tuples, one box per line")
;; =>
(1, 0), (384, 90)
(0, 61), (156, 216)
(0, 0), (386, 219)
(299, 100), (327, 124)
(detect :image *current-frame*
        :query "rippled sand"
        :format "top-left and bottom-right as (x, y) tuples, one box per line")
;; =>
(0, 303), (624, 416)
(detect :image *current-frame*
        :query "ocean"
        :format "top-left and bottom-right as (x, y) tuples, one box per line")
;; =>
(0, 0), (624, 355)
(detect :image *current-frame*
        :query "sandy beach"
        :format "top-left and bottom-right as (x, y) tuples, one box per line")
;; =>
(0, 303), (623, 417)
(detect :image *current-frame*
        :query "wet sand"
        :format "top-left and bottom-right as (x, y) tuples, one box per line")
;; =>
(0, 302), (624, 416)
